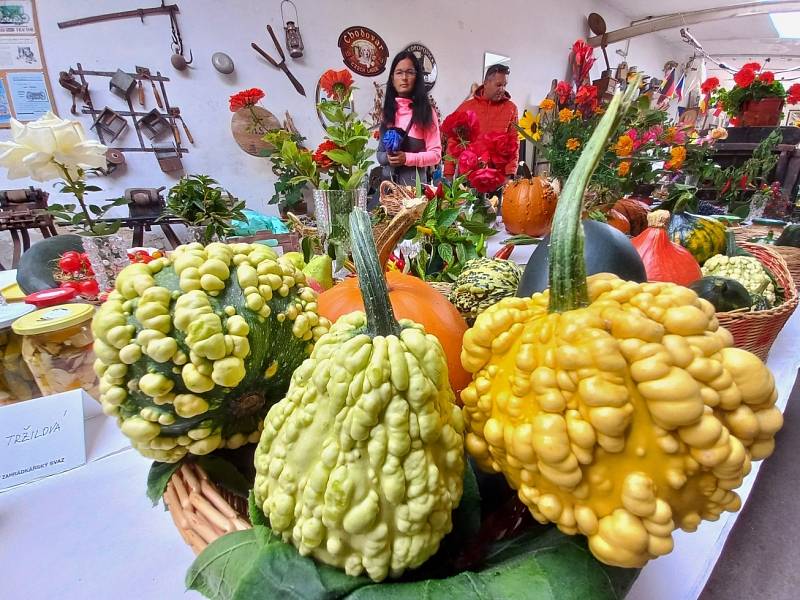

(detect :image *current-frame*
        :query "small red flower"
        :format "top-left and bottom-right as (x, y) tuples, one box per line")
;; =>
(442, 110), (480, 144)
(733, 68), (756, 88)
(555, 80), (572, 105)
(575, 84), (598, 109)
(700, 77), (720, 95)
(319, 69), (354, 100)
(312, 140), (339, 169)
(229, 88), (265, 112)
(475, 131), (517, 169)
(739, 174), (749, 190)
(730, 116), (741, 126)
(372, 129), (380, 140)
(741, 62), (762, 72)
(788, 83), (800, 105)
(759, 71), (775, 84)
(571, 39), (596, 84)
(468, 167), (505, 194)
(458, 149), (479, 174)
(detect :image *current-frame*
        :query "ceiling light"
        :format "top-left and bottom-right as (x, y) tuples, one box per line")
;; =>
(770, 12), (800, 38)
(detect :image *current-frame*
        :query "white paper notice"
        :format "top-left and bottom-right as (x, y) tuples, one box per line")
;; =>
(0, 389), (91, 490)
(0, 36), (41, 69)
(0, 1), (35, 35)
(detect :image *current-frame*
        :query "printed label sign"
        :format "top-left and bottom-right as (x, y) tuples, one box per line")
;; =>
(338, 26), (388, 77)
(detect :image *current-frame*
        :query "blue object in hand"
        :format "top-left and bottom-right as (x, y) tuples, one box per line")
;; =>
(382, 128), (404, 153)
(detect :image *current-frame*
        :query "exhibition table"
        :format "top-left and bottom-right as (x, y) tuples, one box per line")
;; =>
(1, 264), (798, 600)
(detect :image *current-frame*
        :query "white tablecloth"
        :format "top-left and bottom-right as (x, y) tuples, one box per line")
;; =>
(2, 272), (799, 600)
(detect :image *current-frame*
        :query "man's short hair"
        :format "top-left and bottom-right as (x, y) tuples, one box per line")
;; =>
(485, 63), (510, 80)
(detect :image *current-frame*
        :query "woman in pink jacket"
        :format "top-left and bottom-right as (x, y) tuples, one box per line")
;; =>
(377, 51), (441, 185)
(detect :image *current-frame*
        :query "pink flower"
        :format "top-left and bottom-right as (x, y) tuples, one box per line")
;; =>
(468, 167), (506, 194)
(457, 149), (479, 174)
(625, 128), (644, 151)
(642, 125), (662, 145)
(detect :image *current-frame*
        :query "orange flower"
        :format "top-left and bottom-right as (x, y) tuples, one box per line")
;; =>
(558, 108), (575, 123)
(539, 98), (556, 111)
(614, 134), (634, 157)
(665, 146), (687, 170)
(566, 138), (581, 151)
(319, 69), (354, 100)
(594, 106), (605, 115)
(618, 161), (631, 176)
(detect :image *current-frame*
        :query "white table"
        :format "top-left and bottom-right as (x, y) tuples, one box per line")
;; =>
(1, 273), (799, 600)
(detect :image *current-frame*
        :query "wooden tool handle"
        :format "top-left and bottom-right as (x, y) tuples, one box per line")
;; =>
(138, 81), (145, 106)
(151, 81), (163, 109)
(181, 119), (194, 145)
(172, 122), (181, 145)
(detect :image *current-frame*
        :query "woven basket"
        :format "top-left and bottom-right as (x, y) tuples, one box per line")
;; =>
(379, 180), (418, 215)
(731, 225), (800, 292)
(164, 463), (250, 555)
(714, 241), (798, 361)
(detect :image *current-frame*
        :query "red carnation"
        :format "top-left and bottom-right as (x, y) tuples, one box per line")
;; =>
(742, 62), (762, 72)
(441, 110), (480, 144)
(312, 140), (339, 169)
(759, 71), (775, 84)
(319, 69), (354, 101)
(468, 167), (505, 194)
(734, 68), (756, 88)
(475, 131), (517, 169)
(575, 84), (598, 109)
(229, 88), (265, 112)
(700, 77), (720, 95)
(789, 83), (800, 104)
(555, 80), (572, 106)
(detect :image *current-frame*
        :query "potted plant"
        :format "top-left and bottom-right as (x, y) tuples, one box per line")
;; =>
(0, 111), (130, 291)
(705, 64), (793, 127)
(162, 174), (246, 244)
(261, 128), (310, 217)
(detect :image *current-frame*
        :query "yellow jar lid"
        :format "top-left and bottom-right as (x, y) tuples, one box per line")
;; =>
(12, 303), (95, 335)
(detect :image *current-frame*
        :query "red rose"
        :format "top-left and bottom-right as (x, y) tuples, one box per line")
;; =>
(441, 110), (480, 144)
(742, 62), (762, 72)
(475, 131), (517, 169)
(789, 83), (800, 104)
(575, 84), (598, 108)
(312, 140), (339, 169)
(468, 167), (505, 194)
(555, 80), (572, 105)
(700, 77), (720, 94)
(229, 88), (265, 112)
(759, 71), (775, 84)
(319, 69), (354, 100)
(458, 149), (479, 174)
(734, 68), (756, 88)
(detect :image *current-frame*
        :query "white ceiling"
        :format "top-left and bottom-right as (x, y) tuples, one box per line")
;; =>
(602, 0), (800, 81)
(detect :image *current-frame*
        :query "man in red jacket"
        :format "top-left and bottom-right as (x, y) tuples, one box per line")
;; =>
(443, 63), (519, 179)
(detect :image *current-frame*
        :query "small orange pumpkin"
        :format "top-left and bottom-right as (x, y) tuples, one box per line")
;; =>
(318, 271), (472, 398)
(612, 198), (650, 236)
(605, 208), (631, 235)
(501, 176), (558, 237)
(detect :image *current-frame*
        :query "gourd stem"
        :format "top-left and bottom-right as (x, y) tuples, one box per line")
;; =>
(725, 229), (738, 257)
(547, 78), (641, 313)
(349, 208), (401, 337)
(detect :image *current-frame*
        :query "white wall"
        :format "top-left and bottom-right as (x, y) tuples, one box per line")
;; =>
(0, 0), (677, 216)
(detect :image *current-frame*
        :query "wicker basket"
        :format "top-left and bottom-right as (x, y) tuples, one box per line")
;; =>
(164, 463), (250, 555)
(714, 241), (798, 361)
(731, 225), (800, 292)
(379, 180), (418, 215)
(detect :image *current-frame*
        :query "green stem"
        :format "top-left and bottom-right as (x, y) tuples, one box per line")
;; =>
(349, 207), (401, 338)
(547, 78), (641, 313)
(56, 162), (95, 230)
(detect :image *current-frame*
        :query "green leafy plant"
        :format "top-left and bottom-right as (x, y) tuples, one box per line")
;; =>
(713, 130), (781, 212)
(162, 174), (246, 243)
(713, 64), (787, 117)
(48, 166), (130, 235)
(261, 129), (309, 210)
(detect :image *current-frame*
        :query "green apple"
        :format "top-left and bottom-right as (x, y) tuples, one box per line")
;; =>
(303, 255), (333, 290)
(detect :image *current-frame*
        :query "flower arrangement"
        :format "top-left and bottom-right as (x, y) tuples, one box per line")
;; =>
(229, 87), (268, 134)
(262, 128), (309, 212)
(703, 64), (789, 124)
(0, 111), (127, 236)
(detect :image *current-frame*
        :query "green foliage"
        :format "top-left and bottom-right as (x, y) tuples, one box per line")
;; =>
(715, 79), (787, 116)
(261, 129), (308, 209)
(162, 174), (247, 242)
(48, 164), (129, 236)
(146, 460), (183, 506)
(713, 130), (782, 209)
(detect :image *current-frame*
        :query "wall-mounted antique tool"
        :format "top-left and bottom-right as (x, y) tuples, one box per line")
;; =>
(168, 5), (192, 71)
(251, 25), (306, 96)
(58, 71), (89, 115)
(280, 0), (304, 59)
(138, 109), (171, 140)
(136, 66), (163, 109)
(92, 107), (128, 142)
(109, 69), (136, 98)
(167, 107), (194, 146)
(211, 52), (234, 74)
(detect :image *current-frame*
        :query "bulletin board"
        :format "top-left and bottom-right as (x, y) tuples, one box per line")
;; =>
(0, 0), (56, 127)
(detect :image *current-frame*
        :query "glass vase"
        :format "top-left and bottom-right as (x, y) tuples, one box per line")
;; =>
(186, 224), (221, 244)
(313, 187), (367, 259)
(80, 233), (129, 292)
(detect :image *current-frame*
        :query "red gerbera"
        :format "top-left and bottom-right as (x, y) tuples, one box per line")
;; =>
(319, 69), (354, 100)
(700, 77), (720, 95)
(441, 110), (480, 144)
(229, 88), (265, 112)
(759, 71), (775, 84)
(555, 80), (572, 106)
(733, 68), (756, 88)
(741, 62), (762, 72)
(312, 140), (339, 169)
(789, 83), (800, 105)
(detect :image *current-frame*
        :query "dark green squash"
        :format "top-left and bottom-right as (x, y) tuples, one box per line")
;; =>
(667, 211), (726, 264)
(517, 219), (646, 297)
(775, 224), (800, 247)
(689, 276), (752, 312)
(17, 234), (84, 294)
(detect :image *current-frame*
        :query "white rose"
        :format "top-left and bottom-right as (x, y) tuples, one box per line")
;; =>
(0, 111), (107, 182)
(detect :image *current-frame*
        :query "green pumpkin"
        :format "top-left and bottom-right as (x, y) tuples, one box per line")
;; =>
(667, 211), (726, 264)
(689, 276), (752, 312)
(91, 242), (330, 462)
(776, 224), (800, 247)
(449, 257), (522, 323)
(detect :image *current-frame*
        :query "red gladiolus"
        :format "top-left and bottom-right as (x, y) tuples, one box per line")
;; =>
(759, 71), (775, 84)
(312, 139), (338, 169)
(788, 83), (800, 104)
(555, 80), (572, 106)
(458, 149), (479, 174)
(571, 39), (596, 85)
(742, 62), (762, 72)
(700, 77), (720, 95)
(229, 88), (265, 112)
(441, 110), (480, 144)
(575, 84), (598, 109)
(319, 69), (354, 100)
(734, 68), (756, 88)
(468, 167), (505, 194)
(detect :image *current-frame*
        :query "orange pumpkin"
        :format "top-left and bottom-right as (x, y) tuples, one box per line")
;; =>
(318, 271), (471, 398)
(612, 198), (650, 236)
(605, 208), (631, 235)
(501, 176), (558, 237)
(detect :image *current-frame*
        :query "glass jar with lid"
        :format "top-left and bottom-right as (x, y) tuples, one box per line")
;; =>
(12, 303), (99, 399)
(0, 303), (41, 405)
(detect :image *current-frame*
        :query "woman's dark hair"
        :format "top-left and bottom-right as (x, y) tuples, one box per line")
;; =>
(382, 50), (433, 131)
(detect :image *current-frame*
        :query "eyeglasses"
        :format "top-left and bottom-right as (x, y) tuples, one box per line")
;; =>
(393, 69), (417, 79)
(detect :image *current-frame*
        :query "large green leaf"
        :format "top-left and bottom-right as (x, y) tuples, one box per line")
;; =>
(146, 459), (183, 506)
(185, 530), (261, 600)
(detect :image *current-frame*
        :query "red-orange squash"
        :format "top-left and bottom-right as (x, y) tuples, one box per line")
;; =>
(318, 271), (471, 398)
(613, 198), (650, 236)
(501, 176), (558, 237)
(604, 208), (630, 235)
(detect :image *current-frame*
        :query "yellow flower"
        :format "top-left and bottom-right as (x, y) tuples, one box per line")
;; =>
(558, 108), (575, 123)
(532, 130), (543, 142)
(710, 126), (728, 140)
(518, 109), (540, 141)
(566, 138), (581, 151)
(665, 146), (687, 170)
(594, 106), (605, 115)
(617, 161), (631, 176)
(614, 134), (634, 157)
(539, 98), (556, 111)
